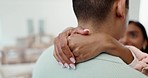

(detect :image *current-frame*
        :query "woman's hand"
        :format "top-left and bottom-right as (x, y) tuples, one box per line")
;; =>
(141, 56), (148, 76)
(133, 61), (148, 76)
(68, 33), (111, 63)
(53, 27), (89, 69)
(142, 66), (148, 76)
(54, 27), (134, 69)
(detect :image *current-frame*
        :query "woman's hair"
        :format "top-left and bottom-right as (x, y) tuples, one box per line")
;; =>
(129, 20), (148, 53)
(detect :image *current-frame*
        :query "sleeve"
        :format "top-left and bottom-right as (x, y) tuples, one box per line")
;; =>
(125, 46), (139, 67)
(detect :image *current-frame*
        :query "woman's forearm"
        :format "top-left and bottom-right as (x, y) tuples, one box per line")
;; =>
(98, 34), (134, 64)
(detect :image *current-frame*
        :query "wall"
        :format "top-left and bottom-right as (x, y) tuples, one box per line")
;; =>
(139, 0), (148, 33)
(0, 0), (141, 46)
(129, 0), (140, 20)
(0, 0), (77, 46)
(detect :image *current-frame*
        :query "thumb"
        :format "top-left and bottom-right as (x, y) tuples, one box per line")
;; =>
(74, 28), (90, 35)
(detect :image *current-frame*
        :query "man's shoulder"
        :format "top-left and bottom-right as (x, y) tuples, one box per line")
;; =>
(38, 45), (54, 60)
(33, 46), (148, 78)
(37, 46), (125, 66)
(33, 45), (55, 78)
(37, 45), (54, 62)
(95, 53), (125, 64)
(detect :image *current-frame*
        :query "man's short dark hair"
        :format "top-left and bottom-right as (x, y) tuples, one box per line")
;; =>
(73, 0), (129, 23)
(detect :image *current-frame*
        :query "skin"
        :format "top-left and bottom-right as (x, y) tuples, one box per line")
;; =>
(119, 23), (147, 50)
(54, 0), (148, 76)
(67, 31), (132, 63)
(54, 0), (133, 68)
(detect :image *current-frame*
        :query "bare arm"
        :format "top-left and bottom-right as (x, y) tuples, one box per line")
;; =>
(68, 32), (134, 64)
(54, 28), (134, 69)
(103, 35), (134, 64)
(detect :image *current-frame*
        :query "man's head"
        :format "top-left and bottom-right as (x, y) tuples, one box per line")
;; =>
(73, 0), (128, 23)
(73, 0), (129, 40)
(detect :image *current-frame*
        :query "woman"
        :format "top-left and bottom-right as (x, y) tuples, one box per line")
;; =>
(120, 21), (148, 54)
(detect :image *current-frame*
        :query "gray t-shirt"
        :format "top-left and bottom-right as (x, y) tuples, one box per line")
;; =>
(33, 46), (147, 78)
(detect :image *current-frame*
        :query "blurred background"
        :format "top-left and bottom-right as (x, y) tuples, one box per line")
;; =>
(0, 0), (148, 78)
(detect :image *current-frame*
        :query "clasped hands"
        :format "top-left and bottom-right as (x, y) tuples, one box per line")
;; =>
(53, 27), (116, 69)
(53, 27), (148, 76)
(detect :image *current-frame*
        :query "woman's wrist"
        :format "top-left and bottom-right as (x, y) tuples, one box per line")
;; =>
(103, 39), (134, 64)
(118, 47), (134, 64)
(95, 33), (134, 64)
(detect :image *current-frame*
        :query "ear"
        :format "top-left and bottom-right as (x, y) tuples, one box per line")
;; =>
(116, 0), (126, 19)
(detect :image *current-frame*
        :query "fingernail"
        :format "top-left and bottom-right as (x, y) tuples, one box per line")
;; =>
(144, 67), (148, 69)
(64, 63), (70, 69)
(58, 62), (65, 68)
(70, 57), (76, 63)
(83, 29), (89, 32)
(70, 64), (76, 69)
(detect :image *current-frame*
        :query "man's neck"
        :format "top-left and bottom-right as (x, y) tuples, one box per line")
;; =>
(78, 20), (109, 33)
(77, 20), (118, 40)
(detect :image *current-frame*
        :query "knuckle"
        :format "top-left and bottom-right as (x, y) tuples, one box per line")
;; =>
(58, 51), (63, 56)
(73, 47), (80, 53)
(69, 42), (76, 49)
(61, 44), (66, 50)
(73, 49), (80, 56)
(59, 33), (65, 38)
(75, 47), (80, 51)
(66, 53), (72, 58)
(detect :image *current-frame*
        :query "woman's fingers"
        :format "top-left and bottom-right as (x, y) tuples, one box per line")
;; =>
(53, 27), (76, 69)
(59, 33), (76, 63)
(74, 28), (89, 35)
(142, 66), (148, 76)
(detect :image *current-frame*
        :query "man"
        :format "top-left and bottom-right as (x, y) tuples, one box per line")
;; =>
(33, 0), (147, 78)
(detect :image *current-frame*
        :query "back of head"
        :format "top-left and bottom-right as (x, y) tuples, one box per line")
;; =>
(73, 0), (129, 24)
